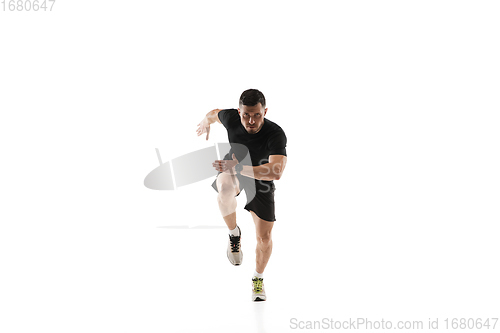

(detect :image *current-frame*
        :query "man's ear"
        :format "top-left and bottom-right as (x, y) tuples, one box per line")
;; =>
(264, 108), (268, 116)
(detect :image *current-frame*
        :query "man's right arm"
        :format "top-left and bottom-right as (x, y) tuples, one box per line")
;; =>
(206, 109), (222, 124)
(196, 109), (224, 140)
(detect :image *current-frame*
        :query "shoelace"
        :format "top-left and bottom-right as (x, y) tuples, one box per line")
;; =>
(229, 234), (241, 253)
(252, 277), (263, 293)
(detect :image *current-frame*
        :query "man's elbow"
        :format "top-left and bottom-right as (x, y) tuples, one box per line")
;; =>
(268, 161), (285, 180)
(274, 170), (284, 180)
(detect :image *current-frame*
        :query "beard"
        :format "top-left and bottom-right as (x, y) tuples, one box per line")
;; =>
(246, 125), (261, 133)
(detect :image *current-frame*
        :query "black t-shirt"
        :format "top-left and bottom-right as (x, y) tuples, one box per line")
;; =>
(218, 108), (287, 172)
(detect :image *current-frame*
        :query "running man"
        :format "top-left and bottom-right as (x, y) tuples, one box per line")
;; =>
(196, 89), (287, 301)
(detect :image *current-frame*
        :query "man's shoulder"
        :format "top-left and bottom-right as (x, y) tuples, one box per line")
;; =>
(219, 109), (239, 127)
(219, 108), (238, 118)
(221, 108), (238, 115)
(264, 118), (286, 136)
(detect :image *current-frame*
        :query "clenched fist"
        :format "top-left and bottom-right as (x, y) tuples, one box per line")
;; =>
(213, 153), (239, 175)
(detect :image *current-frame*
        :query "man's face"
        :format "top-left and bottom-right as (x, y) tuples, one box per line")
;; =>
(238, 103), (268, 134)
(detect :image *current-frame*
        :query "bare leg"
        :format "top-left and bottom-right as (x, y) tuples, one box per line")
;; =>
(250, 210), (274, 274)
(216, 173), (240, 230)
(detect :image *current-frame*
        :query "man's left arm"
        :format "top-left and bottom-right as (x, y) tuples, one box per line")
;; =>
(240, 155), (287, 181)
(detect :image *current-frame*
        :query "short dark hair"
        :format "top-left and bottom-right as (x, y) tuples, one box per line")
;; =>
(239, 89), (266, 109)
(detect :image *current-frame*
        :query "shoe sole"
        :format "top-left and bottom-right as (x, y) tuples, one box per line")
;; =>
(227, 249), (242, 266)
(253, 297), (266, 302)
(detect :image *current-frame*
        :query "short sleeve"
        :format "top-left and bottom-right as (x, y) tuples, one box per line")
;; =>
(218, 109), (239, 129)
(268, 130), (287, 156)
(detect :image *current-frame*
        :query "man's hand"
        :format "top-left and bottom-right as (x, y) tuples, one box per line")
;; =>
(213, 154), (239, 175)
(197, 109), (222, 140)
(196, 117), (211, 140)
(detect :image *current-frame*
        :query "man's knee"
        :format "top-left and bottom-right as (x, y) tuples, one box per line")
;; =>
(218, 175), (239, 195)
(257, 232), (272, 245)
(218, 182), (238, 201)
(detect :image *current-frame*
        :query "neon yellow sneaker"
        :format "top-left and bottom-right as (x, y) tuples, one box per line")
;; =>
(252, 277), (266, 302)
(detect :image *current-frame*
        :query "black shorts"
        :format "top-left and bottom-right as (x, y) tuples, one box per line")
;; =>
(211, 173), (276, 222)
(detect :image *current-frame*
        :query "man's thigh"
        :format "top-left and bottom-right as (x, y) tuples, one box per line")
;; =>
(216, 173), (241, 196)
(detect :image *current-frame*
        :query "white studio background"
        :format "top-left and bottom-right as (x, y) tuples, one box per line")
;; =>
(1, 1), (499, 332)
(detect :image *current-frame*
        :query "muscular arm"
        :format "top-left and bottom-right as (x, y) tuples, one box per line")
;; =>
(197, 109), (222, 140)
(206, 109), (222, 124)
(240, 155), (287, 181)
